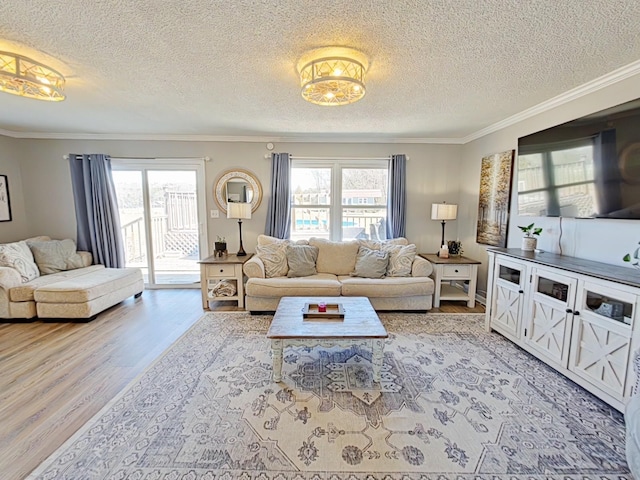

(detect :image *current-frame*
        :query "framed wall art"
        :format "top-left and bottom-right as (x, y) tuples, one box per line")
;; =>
(476, 150), (514, 247)
(0, 175), (11, 222)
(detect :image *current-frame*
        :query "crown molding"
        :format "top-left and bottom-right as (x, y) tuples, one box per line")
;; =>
(461, 59), (640, 144)
(2, 59), (639, 144)
(0, 130), (464, 144)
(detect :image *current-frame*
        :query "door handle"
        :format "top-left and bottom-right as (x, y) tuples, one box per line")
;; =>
(566, 308), (572, 313)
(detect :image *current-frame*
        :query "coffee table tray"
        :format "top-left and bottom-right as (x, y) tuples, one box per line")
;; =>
(302, 302), (345, 320)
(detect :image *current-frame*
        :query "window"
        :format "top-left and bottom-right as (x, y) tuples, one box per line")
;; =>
(517, 139), (596, 217)
(290, 160), (388, 241)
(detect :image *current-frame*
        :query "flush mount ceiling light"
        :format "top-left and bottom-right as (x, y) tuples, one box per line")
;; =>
(297, 46), (368, 106)
(0, 51), (65, 101)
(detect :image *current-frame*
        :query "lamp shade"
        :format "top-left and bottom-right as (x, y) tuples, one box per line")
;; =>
(227, 202), (252, 220)
(431, 203), (458, 221)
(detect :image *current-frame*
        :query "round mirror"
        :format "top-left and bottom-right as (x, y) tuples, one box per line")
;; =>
(214, 169), (262, 214)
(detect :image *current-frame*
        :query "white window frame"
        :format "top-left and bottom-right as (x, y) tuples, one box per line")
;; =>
(291, 159), (389, 241)
(111, 158), (208, 288)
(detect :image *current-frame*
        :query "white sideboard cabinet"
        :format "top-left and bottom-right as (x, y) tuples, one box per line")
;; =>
(485, 248), (640, 412)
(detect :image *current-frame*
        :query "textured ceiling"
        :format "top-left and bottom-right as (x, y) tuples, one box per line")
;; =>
(0, 0), (640, 140)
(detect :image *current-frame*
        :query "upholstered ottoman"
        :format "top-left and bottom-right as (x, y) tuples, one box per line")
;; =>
(34, 268), (144, 320)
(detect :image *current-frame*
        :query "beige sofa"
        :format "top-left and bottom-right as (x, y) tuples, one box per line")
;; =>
(0, 236), (144, 321)
(243, 235), (434, 312)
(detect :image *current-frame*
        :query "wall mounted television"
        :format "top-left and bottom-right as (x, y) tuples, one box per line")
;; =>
(517, 98), (640, 219)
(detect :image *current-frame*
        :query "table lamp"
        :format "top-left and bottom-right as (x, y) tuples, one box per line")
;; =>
(227, 202), (251, 256)
(431, 202), (458, 250)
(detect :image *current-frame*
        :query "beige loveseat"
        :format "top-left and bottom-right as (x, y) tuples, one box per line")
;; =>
(243, 235), (434, 312)
(0, 236), (144, 321)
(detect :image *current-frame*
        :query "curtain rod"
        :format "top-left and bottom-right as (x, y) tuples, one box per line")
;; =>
(263, 154), (408, 160)
(63, 155), (211, 161)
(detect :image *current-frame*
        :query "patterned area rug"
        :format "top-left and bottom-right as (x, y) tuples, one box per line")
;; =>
(28, 312), (630, 479)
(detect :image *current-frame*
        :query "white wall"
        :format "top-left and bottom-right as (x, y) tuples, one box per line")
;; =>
(459, 73), (640, 295)
(0, 134), (29, 242)
(17, 139), (463, 255)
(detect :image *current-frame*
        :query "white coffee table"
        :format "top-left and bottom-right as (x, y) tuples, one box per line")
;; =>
(266, 296), (388, 382)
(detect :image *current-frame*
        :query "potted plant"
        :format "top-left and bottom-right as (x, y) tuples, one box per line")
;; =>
(447, 240), (463, 256)
(623, 242), (640, 269)
(518, 223), (542, 251)
(214, 236), (227, 256)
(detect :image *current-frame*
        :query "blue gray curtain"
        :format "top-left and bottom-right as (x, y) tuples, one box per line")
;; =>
(69, 154), (125, 268)
(265, 153), (291, 239)
(386, 154), (407, 238)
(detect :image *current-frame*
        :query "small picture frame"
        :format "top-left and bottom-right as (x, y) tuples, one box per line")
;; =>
(0, 175), (11, 222)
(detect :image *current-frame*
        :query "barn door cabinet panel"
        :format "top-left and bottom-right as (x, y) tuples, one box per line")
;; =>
(523, 267), (577, 369)
(485, 248), (640, 412)
(489, 256), (528, 343)
(568, 280), (636, 399)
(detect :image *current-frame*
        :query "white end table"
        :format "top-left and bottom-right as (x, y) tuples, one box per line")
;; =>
(198, 253), (253, 309)
(420, 253), (480, 308)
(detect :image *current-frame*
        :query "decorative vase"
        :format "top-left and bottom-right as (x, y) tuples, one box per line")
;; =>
(521, 237), (537, 252)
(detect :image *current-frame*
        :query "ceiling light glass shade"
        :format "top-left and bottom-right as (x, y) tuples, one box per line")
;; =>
(297, 47), (368, 106)
(0, 51), (65, 101)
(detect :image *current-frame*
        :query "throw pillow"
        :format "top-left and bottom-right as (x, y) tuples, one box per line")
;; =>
(27, 239), (86, 275)
(383, 243), (417, 277)
(286, 244), (319, 278)
(257, 234), (309, 246)
(351, 246), (389, 278)
(257, 234), (288, 246)
(256, 243), (289, 278)
(0, 241), (40, 282)
(308, 237), (360, 275)
(358, 237), (408, 250)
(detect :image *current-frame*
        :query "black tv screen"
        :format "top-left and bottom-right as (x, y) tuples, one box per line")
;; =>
(517, 98), (640, 219)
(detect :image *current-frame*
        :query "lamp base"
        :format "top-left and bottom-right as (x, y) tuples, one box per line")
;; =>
(237, 219), (247, 256)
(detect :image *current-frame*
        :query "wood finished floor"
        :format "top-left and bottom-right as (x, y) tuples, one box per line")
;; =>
(0, 289), (484, 480)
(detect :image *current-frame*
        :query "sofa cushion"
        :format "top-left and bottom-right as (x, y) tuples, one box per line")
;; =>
(9, 265), (105, 302)
(351, 246), (389, 278)
(339, 275), (434, 298)
(256, 243), (289, 278)
(246, 274), (341, 297)
(34, 268), (142, 303)
(27, 239), (86, 274)
(383, 243), (417, 277)
(308, 238), (359, 275)
(286, 244), (318, 278)
(0, 241), (40, 282)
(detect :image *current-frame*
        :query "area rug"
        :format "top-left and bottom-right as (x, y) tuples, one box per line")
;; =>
(28, 312), (630, 479)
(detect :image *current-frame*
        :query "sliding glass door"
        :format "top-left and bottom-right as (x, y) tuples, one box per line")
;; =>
(112, 159), (207, 288)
